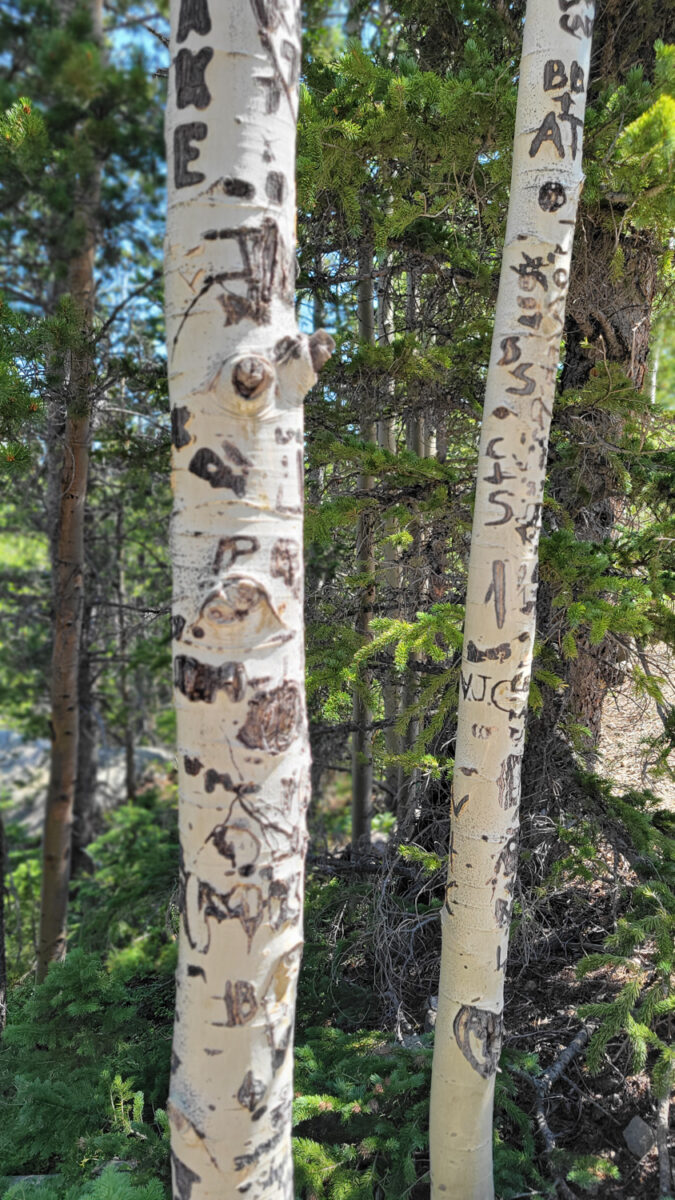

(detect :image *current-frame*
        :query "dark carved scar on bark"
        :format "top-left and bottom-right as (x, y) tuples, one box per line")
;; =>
(491, 833), (520, 891)
(484, 560), (507, 629)
(237, 682), (303, 753)
(184, 755), (202, 775)
(188, 447), (248, 495)
(207, 820), (261, 875)
(234, 1126), (284, 1171)
(200, 880), (265, 946)
(497, 753), (521, 810)
(175, 47), (213, 110)
(250, 0), (297, 115)
(176, 0), (211, 43)
(213, 536), (258, 574)
(172, 615), (186, 640)
(174, 656), (245, 703)
(204, 768), (258, 797)
(237, 1069), (267, 1113)
(171, 405), (191, 448)
(270, 538), (300, 590)
(222, 177), (255, 199)
(171, 1152), (201, 1200)
(453, 1005), (503, 1079)
(466, 640), (511, 663)
(174, 122), (207, 189)
(172, 219), (289, 349)
(224, 979), (258, 1026)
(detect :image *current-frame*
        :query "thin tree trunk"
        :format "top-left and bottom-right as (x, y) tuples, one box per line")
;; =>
(116, 507), (136, 801)
(0, 814), (7, 1034)
(430, 4), (594, 1194)
(165, 1), (333, 1194)
(376, 272), (401, 810)
(398, 266), (424, 832)
(36, 0), (102, 982)
(351, 255), (376, 852)
(72, 598), (99, 873)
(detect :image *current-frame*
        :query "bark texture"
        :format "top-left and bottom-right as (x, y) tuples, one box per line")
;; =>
(0, 814), (6, 1034)
(165, 2), (333, 1195)
(37, 0), (101, 972)
(429, 4), (594, 1195)
(351, 258), (376, 851)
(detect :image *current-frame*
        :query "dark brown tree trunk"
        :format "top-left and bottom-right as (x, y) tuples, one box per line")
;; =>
(36, 0), (102, 979)
(351, 251), (377, 852)
(0, 814), (7, 1034)
(116, 506), (136, 802)
(72, 600), (98, 874)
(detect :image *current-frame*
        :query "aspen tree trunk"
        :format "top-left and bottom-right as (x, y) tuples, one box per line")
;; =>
(36, 0), (102, 979)
(165, 2), (333, 1195)
(430, 4), (594, 1195)
(351, 258), (376, 851)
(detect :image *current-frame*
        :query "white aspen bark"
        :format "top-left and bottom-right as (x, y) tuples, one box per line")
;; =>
(164, 2), (333, 1196)
(430, 4), (594, 1196)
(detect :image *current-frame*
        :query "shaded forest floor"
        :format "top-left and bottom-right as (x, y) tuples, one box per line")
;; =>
(0, 654), (673, 1199)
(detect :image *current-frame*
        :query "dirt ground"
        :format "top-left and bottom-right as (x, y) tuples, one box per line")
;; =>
(506, 644), (675, 1199)
(598, 644), (675, 810)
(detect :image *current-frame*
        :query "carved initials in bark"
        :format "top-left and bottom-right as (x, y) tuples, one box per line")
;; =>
(188, 447), (248, 495)
(453, 1005), (503, 1079)
(174, 122), (207, 188)
(176, 0), (211, 42)
(213, 535), (258, 573)
(558, 0), (594, 39)
(176, 47), (213, 109)
(224, 979), (258, 1025)
(174, 220), (290, 347)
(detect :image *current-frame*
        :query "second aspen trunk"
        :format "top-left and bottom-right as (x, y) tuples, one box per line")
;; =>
(430, 2), (594, 1195)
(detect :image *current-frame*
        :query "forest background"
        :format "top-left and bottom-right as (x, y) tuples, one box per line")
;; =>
(0, 0), (674, 1197)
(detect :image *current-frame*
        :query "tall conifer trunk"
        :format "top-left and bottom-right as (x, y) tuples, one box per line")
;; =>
(429, 3), (594, 1195)
(0, 814), (6, 1034)
(36, 0), (102, 980)
(351, 256), (376, 851)
(164, 1), (333, 1194)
